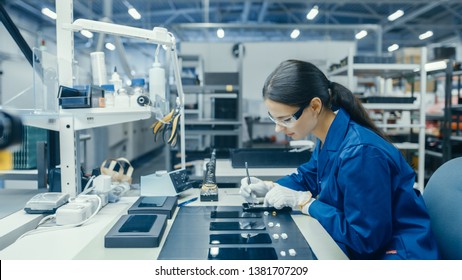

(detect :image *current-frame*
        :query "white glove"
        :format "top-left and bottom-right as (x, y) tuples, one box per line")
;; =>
(263, 184), (312, 210)
(239, 176), (273, 203)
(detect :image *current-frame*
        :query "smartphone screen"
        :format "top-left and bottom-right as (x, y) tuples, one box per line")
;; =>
(242, 203), (292, 212)
(119, 215), (156, 232)
(209, 233), (272, 245)
(210, 211), (262, 219)
(209, 221), (266, 231)
(208, 247), (278, 260)
(138, 196), (167, 207)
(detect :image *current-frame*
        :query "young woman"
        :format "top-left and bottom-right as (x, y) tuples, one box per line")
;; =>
(240, 60), (439, 260)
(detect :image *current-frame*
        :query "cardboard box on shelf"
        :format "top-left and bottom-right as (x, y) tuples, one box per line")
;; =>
(395, 47), (421, 64)
(405, 79), (436, 93)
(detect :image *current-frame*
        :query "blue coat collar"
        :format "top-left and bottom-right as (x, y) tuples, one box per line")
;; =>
(316, 108), (350, 178)
(322, 108), (350, 151)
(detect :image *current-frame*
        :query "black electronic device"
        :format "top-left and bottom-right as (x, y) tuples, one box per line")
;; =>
(158, 206), (316, 260)
(104, 214), (167, 248)
(208, 247), (278, 260)
(209, 233), (272, 245)
(210, 210), (261, 219)
(138, 196), (167, 207)
(127, 196), (177, 219)
(209, 221), (266, 231)
(242, 202), (292, 213)
(119, 215), (157, 233)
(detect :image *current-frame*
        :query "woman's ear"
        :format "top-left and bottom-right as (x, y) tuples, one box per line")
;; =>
(310, 97), (322, 114)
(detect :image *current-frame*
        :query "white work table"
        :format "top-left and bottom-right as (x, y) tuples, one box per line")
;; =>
(0, 188), (347, 260)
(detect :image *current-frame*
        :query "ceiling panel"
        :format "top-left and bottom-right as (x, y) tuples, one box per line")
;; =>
(3, 0), (461, 53)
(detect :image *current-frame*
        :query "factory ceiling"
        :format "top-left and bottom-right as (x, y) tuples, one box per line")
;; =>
(3, 0), (462, 54)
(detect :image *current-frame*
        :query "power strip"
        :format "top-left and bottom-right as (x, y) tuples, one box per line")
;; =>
(55, 202), (92, 225)
(88, 190), (109, 208)
(74, 195), (100, 213)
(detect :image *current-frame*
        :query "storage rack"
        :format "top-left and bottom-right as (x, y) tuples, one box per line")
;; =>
(425, 65), (462, 163)
(329, 47), (427, 192)
(11, 0), (187, 197)
(169, 49), (244, 167)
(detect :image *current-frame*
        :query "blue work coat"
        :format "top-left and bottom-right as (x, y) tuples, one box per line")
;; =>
(277, 108), (439, 259)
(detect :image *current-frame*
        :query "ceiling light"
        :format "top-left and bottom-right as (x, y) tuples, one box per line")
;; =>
(387, 10), (404, 21)
(355, 30), (368, 40)
(425, 60), (447, 72)
(41, 7), (57, 20)
(128, 7), (141, 20)
(419, 31), (433, 40)
(290, 29), (300, 39)
(105, 42), (116, 51)
(306, 6), (319, 20)
(388, 44), (399, 52)
(217, 28), (225, 38)
(80, 30), (94, 39)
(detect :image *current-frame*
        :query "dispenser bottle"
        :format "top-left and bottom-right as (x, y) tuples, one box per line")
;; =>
(148, 59), (166, 105)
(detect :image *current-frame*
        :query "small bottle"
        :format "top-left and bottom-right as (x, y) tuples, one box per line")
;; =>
(130, 78), (145, 107)
(101, 84), (115, 108)
(114, 87), (130, 108)
(109, 67), (123, 93)
(149, 60), (166, 102)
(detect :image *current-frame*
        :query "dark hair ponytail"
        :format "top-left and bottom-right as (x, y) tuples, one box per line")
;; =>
(329, 82), (390, 141)
(263, 59), (389, 141)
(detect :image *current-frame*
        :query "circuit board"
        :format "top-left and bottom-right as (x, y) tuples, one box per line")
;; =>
(158, 206), (316, 260)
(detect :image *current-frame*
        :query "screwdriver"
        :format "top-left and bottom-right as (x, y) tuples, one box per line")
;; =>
(245, 161), (251, 185)
(245, 161), (255, 207)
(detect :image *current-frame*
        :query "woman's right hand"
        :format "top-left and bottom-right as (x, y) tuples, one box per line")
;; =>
(239, 176), (273, 203)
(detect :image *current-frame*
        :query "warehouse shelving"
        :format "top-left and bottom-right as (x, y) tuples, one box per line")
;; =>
(419, 65), (462, 182)
(328, 47), (427, 192)
(169, 52), (244, 167)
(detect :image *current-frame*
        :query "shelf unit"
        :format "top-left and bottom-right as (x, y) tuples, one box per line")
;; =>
(329, 47), (427, 192)
(170, 52), (243, 166)
(8, 0), (187, 197)
(434, 67), (462, 161)
(422, 67), (462, 179)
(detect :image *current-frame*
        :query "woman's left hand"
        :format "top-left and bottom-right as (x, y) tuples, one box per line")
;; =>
(263, 184), (312, 210)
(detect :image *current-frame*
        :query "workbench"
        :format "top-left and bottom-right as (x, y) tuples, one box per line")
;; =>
(0, 188), (347, 260)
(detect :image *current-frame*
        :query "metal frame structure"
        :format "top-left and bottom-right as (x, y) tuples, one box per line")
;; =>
(3, 0), (462, 54)
(53, 0), (186, 197)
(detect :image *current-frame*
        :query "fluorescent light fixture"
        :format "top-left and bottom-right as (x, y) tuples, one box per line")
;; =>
(355, 30), (368, 40)
(290, 29), (300, 39)
(388, 44), (399, 52)
(217, 28), (225, 38)
(105, 42), (116, 51)
(80, 30), (94, 39)
(306, 6), (319, 20)
(387, 9), (404, 21)
(128, 7), (141, 20)
(425, 60), (447, 72)
(41, 7), (57, 20)
(419, 31), (433, 40)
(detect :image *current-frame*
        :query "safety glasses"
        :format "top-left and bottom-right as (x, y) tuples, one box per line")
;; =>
(267, 105), (307, 128)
